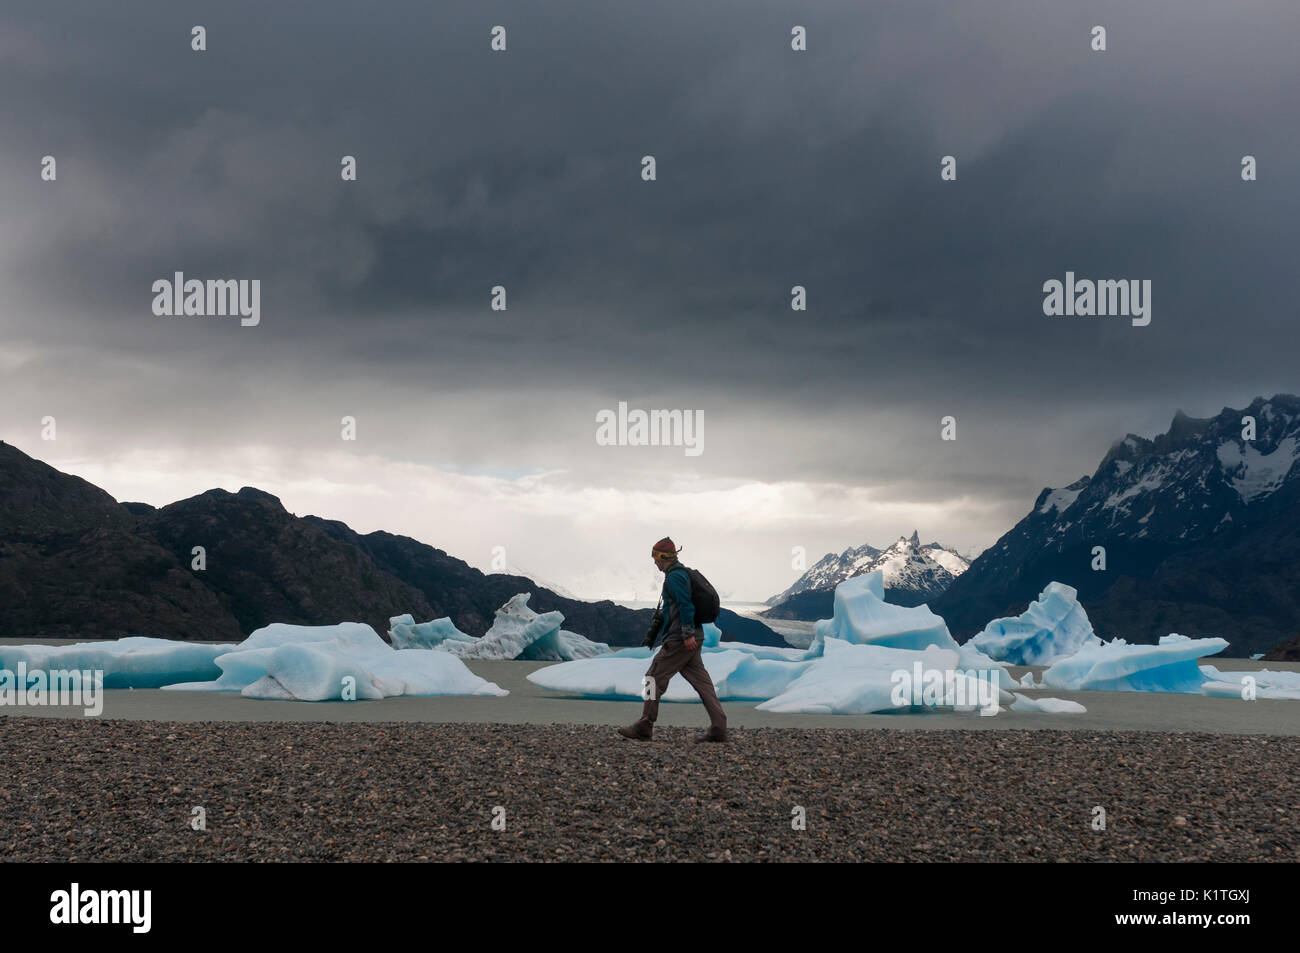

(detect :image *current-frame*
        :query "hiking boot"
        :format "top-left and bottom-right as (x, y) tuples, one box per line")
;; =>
(693, 726), (728, 743)
(617, 719), (653, 740)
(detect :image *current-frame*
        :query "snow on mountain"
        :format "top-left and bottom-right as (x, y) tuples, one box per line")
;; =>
(1215, 436), (1299, 503)
(1037, 478), (1088, 516)
(766, 531), (969, 607)
(920, 542), (972, 578)
(935, 394), (1300, 657)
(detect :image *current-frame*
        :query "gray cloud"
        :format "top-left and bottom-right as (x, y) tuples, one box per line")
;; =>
(3, 0), (1298, 594)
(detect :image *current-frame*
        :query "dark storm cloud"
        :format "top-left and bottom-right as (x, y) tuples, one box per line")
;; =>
(3, 0), (1299, 509)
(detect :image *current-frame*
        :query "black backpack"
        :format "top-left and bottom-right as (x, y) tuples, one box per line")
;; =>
(668, 565), (721, 625)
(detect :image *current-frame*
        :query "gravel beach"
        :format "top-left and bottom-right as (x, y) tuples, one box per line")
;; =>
(3, 718), (1296, 862)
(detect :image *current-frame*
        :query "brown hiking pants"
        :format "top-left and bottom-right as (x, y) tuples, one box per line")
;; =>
(637, 638), (727, 730)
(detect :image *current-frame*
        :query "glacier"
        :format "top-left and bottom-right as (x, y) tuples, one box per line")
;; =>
(1041, 633), (1229, 693)
(970, 582), (1101, 665)
(0, 637), (236, 689)
(163, 622), (507, 701)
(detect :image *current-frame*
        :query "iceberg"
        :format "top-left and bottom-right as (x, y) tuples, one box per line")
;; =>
(583, 623), (807, 665)
(970, 582), (1101, 665)
(809, 572), (1018, 690)
(1042, 633), (1228, 693)
(811, 571), (955, 652)
(527, 645), (811, 701)
(1009, 694), (1087, 714)
(392, 594), (611, 661)
(529, 573), (1034, 712)
(756, 640), (1014, 715)
(388, 614), (477, 651)
(0, 637), (236, 689)
(1199, 666), (1300, 701)
(164, 622), (507, 701)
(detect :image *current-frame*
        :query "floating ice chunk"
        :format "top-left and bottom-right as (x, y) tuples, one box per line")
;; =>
(1018, 671), (1040, 689)
(526, 647), (810, 701)
(598, 625), (806, 663)
(242, 675), (297, 699)
(164, 622), (507, 701)
(388, 614), (476, 650)
(1199, 666), (1300, 701)
(956, 641), (1019, 691)
(703, 624), (809, 661)
(971, 582), (1101, 665)
(757, 640), (1012, 715)
(807, 572), (1017, 688)
(413, 594), (610, 661)
(1042, 633), (1227, 693)
(811, 571), (958, 652)
(529, 574), (1021, 711)
(1009, 694), (1087, 714)
(0, 637), (237, 689)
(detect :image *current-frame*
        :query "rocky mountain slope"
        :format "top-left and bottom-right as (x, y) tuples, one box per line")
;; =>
(1263, 633), (1300, 661)
(0, 442), (779, 646)
(764, 532), (969, 619)
(934, 395), (1300, 657)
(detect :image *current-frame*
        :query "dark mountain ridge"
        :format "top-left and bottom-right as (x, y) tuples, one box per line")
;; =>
(934, 395), (1300, 657)
(0, 441), (780, 646)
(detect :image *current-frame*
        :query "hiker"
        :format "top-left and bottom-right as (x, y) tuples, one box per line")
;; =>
(618, 537), (728, 743)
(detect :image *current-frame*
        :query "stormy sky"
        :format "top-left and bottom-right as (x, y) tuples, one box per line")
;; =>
(2, 1), (1298, 601)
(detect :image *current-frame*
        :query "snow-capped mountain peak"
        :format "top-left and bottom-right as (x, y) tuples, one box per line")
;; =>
(935, 394), (1300, 656)
(766, 531), (969, 606)
(1016, 396), (1300, 549)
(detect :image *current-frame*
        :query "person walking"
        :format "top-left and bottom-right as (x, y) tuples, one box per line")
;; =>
(618, 537), (728, 743)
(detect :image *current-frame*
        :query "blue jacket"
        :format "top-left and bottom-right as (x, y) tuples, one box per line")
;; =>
(656, 563), (696, 643)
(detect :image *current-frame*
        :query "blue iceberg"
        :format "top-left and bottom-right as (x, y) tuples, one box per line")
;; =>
(756, 640), (1015, 715)
(970, 582), (1101, 665)
(1042, 633), (1228, 693)
(390, 594), (611, 661)
(0, 637), (236, 688)
(529, 571), (1042, 713)
(811, 572), (952, 652)
(526, 623), (807, 700)
(164, 622), (507, 700)
(388, 614), (477, 650)
(1199, 666), (1300, 701)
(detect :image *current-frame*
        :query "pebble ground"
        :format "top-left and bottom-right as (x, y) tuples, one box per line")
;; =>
(3, 718), (1295, 861)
